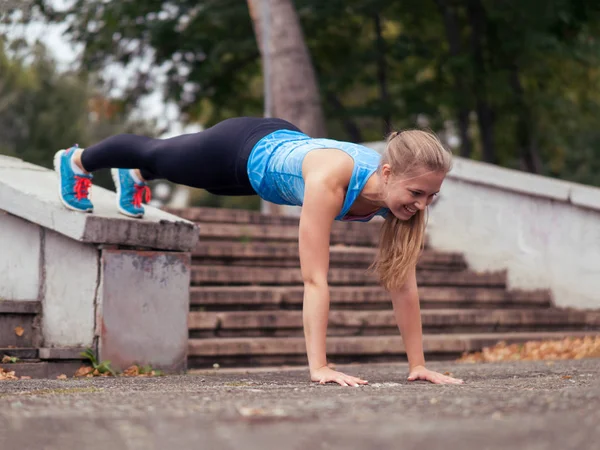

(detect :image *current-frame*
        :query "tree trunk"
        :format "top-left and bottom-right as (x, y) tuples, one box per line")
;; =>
(434, 0), (473, 158)
(247, 0), (327, 138)
(510, 64), (542, 173)
(467, 0), (496, 164)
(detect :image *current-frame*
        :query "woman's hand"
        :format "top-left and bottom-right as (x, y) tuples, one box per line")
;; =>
(407, 365), (464, 385)
(311, 366), (369, 387)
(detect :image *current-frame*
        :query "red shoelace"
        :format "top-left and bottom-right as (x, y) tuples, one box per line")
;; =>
(74, 176), (92, 201)
(133, 184), (152, 208)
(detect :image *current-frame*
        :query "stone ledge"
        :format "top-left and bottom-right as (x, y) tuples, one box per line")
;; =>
(364, 141), (600, 212)
(0, 155), (198, 251)
(39, 347), (88, 360)
(0, 300), (41, 314)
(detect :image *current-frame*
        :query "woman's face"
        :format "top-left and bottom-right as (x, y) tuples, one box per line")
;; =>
(380, 165), (446, 220)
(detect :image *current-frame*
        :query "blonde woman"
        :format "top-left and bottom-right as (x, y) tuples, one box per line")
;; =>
(54, 116), (464, 387)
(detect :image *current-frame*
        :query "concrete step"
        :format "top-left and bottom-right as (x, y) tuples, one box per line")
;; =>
(0, 347), (38, 359)
(0, 301), (40, 348)
(164, 206), (303, 226)
(192, 241), (466, 270)
(187, 331), (600, 368)
(190, 265), (507, 287)
(0, 361), (84, 379)
(190, 286), (552, 310)
(188, 308), (600, 338)
(196, 222), (380, 246)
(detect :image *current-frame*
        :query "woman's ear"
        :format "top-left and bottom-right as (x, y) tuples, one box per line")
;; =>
(381, 164), (392, 184)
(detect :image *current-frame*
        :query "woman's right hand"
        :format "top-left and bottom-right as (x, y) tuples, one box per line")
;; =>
(310, 366), (369, 387)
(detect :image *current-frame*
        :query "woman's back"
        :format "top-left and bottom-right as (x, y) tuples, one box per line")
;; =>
(247, 130), (388, 221)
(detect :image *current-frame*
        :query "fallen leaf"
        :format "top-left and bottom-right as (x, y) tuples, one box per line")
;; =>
(14, 326), (24, 337)
(0, 368), (18, 381)
(562, 376), (572, 380)
(457, 336), (600, 363)
(2, 355), (12, 363)
(56, 374), (68, 380)
(123, 365), (140, 377)
(74, 366), (94, 377)
(20, 376), (32, 380)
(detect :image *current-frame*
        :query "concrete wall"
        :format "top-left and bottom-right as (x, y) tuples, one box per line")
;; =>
(0, 155), (199, 372)
(0, 211), (40, 301)
(43, 229), (98, 347)
(365, 142), (600, 309)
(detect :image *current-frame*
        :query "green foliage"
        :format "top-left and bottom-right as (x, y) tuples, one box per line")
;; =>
(0, 36), (159, 190)
(19, 0), (600, 188)
(2, 355), (20, 363)
(80, 348), (117, 376)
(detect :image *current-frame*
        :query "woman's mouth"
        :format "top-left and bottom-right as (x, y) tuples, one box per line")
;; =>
(403, 205), (417, 215)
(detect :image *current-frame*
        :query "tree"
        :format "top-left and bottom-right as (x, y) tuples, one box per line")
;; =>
(247, 0), (326, 137)
(0, 37), (158, 190)
(27, 0), (600, 188)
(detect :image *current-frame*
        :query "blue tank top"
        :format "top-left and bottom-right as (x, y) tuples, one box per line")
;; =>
(247, 129), (389, 222)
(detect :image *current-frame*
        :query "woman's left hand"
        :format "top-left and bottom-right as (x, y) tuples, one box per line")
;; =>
(407, 365), (464, 385)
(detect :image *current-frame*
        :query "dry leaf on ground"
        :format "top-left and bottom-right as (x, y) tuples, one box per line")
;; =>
(0, 368), (18, 381)
(458, 336), (600, 363)
(56, 374), (68, 380)
(123, 365), (140, 377)
(74, 366), (94, 377)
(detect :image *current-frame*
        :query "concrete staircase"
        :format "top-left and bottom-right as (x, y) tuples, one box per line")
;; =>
(165, 207), (600, 369)
(0, 301), (83, 378)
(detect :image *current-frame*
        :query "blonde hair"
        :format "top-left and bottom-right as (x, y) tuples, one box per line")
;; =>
(371, 129), (453, 291)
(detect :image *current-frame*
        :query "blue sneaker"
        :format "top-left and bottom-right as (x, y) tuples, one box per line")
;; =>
(111, 168), (151, 218)
(53, 146), (94, 213)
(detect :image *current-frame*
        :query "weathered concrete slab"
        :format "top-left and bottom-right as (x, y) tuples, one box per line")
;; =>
(188, 331), (600, 358)
(0, 308), (37, 348)
(197, 222), (379, 246)
(190, 286), (552, 309)
(0, 156), (198, 251)
(192, 240), (466, 269)
(1, 359), (599, 450)
(188, 308), (599, 333)
(0, 212), (41, 301)
(38, 347), (87, 360)
(42, 229), (97, 348)
(190, 265), (507, 287)
(99, 250), (191, 372)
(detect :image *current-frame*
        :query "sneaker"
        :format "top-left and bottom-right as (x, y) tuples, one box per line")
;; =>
(53, 145), (94, 213)
(111, 168), (151, 218)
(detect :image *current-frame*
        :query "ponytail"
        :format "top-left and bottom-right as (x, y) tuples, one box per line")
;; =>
(370, 209), (426, 291)
(372, 128), (451, 291)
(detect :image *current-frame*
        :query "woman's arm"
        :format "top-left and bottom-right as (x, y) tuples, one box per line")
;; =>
(299, 173), (368, 387)
(390, 266), (464, 384)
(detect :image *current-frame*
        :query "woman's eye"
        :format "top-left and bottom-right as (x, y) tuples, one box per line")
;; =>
(410, 191), (419, 197)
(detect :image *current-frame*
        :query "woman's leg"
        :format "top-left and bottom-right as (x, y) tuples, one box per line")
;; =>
(80, 117), (265, 192)
(55, 117), (301, 214)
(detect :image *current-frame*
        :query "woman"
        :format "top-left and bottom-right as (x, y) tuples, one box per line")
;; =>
(54, 116), (464, 387)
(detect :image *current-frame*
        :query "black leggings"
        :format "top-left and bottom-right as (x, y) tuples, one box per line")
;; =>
(80, 117), (302, 196)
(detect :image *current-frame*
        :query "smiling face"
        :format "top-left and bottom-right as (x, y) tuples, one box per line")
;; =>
(380, 165), (446, 220)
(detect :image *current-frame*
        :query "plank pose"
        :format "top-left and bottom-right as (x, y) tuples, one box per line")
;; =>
(54, 116), (463, 386)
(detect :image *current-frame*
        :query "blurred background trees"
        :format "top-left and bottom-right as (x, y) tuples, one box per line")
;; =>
(2, 0), (600, 207)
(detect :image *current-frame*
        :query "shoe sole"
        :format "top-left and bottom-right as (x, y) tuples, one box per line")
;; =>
(53, 150), (93, 213)
(110, 168), (144, 219)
